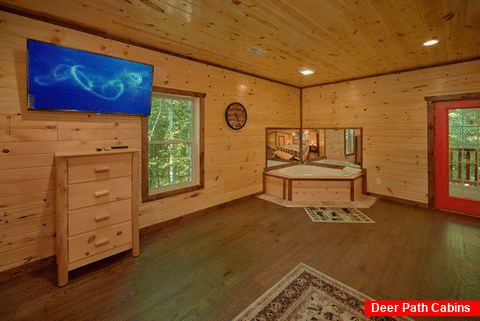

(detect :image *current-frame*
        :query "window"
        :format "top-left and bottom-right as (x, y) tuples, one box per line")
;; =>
(448, 108), (480, 182)
(344, 128), (355, 156)
(142, 87), (205, 202)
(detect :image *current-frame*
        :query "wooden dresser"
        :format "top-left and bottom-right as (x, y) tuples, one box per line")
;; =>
(55, 149), (140, 286)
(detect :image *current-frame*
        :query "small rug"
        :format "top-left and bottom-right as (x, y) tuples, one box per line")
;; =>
(233, 263), (412, 321)
(304, 207), (375, 223)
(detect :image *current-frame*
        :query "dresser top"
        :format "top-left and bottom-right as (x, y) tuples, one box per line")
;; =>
(55, 148), (140, 158)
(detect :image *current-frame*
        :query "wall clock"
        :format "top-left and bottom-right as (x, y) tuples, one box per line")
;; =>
(225, 102), (247, 130)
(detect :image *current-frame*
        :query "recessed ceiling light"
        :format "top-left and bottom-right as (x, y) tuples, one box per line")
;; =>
(299, 67), (315, 76)
(423, 39), (439, 46)
(247, 46), (267, 56)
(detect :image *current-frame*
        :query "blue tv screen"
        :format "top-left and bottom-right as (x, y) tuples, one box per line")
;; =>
(27, 39), (153, 115)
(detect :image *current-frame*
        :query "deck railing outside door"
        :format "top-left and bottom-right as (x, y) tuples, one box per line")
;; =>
(449, 148), (480, 185)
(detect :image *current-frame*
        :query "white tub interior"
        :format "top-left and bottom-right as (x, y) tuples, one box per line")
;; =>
(268, 164), (361, 178)
(311, 159), (361, 169)
(267, 160), (291, 167)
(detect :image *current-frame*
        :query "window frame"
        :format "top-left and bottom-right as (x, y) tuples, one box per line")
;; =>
(142, 86), (205, 202)
(344, 128), (355, 156)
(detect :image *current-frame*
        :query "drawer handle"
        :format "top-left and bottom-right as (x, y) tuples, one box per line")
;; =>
(94, 166), (110, 173)
(94, 214), (110, 222)
(95, 239), (110, 247)
(94, 190), (110, 198)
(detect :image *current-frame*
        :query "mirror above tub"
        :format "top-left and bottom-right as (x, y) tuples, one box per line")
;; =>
(266, 127), (363, 168)
(266, 128), (302, 167)
(309, 127), (363, 169)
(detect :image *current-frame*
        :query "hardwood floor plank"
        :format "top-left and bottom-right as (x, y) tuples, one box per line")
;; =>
(0, 196), (479, 321)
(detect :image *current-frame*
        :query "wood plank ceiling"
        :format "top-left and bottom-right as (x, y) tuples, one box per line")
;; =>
(1, 0), (479, 87)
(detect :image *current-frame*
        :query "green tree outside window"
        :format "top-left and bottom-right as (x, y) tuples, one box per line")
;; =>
(148, 94), (198, 192)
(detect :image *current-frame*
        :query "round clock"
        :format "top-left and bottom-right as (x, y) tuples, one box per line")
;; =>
(225, 102), (247, 130)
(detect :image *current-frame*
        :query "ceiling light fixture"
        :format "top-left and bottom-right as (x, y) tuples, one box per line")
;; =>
(299, 67), (315, 76)
(423, 39), (439, 46)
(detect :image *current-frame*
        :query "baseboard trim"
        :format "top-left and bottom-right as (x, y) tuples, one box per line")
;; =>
(0, 257), (54, 284)
(0, 192), (263, 280)
(367, 192), (428, 208)
(140, 192), (263, 235)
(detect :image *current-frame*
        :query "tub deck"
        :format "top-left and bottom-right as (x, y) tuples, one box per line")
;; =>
(264, 164), (364, 202)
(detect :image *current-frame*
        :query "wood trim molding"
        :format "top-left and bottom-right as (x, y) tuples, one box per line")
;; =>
(0, 257), (54, 284)
(367, 192), (428, 208)
(299, 89), (304, 163)
(2, 6), (480, 90)
(302, 58), (480, 89)
(425, 92), (480, 209)
(287, 177), (359, 182)
(424, 92), (480, 103)
(362, 169), (367, 194)
(287, 179), (293, 201)
(426, 99), (436, 209)
(199, 95), (205, 194)
(141, 193), (264, 231)
(141, 116), (149, 203)
(350, 180), (355, 201)
(55, 156), (68, 286)
(146, 184), (203, 202)
(262, 173), (266, 194)
(151, 86), (206, 98)
(359, 128), (364, 167)
(0, 192), (264, 279)
(0, 6), (298, 89)
(142, 87), (206, 203)
(265, 175), (362, 182)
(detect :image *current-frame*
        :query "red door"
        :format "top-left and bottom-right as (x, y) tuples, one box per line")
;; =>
(434, 99), (480, 216)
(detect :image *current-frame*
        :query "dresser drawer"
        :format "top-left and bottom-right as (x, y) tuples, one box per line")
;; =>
(68, 221), (132, 263)
(68, 176), (131, 210)
(68, 199), (132, 236)
(68, 153), (131, 184)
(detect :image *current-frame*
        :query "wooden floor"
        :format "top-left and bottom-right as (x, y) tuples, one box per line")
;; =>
(1, 196), (480, 321)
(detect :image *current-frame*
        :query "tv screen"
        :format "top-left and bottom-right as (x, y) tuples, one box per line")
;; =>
(27, 39), (153, 115)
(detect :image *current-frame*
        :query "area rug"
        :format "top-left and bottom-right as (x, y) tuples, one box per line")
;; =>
(233, 263), (411, 321)
(304, 207), (375, 223)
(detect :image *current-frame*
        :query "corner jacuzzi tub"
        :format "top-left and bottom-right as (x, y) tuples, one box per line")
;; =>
(263, 164), (364, 202)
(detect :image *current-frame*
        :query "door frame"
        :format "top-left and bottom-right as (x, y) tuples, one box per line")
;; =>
(425, 92), (480, 209)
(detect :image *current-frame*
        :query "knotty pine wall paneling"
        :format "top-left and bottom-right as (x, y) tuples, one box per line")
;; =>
(303, 60), (480, 204)
(0, 11), (300, 272)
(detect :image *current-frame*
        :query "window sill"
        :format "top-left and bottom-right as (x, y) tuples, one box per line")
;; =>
(143, 184), (203, 202)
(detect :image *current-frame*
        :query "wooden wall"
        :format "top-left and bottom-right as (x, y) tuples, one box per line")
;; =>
(0, 11), (300, 272)
(303, 60), (480, 204)
(324, 129), (354, 163)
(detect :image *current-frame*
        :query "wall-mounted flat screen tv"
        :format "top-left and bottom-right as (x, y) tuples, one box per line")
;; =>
(27, 39), (154, 115)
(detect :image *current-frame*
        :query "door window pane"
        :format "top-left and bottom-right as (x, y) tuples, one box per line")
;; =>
(448, 108), (480, 201)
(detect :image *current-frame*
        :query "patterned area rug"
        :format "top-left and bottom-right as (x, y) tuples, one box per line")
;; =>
(304, 207), (375, 223)
(233, 263), (412, 321)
